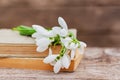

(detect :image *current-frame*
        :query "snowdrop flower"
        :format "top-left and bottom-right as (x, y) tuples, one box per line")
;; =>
(52, 17), (68, 37)
(32, 25), (55, 52)
(79, 41), (87, 54)
(54, 53), (71, 73)
(43, 48), (71, 73)
(31, 17), (86, 73)
(43, 48), (58, 65)
(35, 37), (52, 52)
(61, 37), (87, 60)
(32, 25), (55, 39)
(15, 17), (87, 73)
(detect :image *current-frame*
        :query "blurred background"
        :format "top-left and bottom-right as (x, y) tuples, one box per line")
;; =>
(0, 0), (120, 47)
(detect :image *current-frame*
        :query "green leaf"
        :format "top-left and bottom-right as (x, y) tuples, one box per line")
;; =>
(13, 25), (36, 36)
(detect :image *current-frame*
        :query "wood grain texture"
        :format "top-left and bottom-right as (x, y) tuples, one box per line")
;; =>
(0, 48), (119, 80)
(0, 44), (61, 57)
(0, 0), (120, 47)
(0, 0), (120, 7)
(0, 49), (83, 72)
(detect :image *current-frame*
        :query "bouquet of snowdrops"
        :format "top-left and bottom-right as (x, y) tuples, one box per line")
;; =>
(13, 17), (87, 73)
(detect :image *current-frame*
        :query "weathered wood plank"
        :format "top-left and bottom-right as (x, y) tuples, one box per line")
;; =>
(0, 0), (120, 47)
(0, 7), (120, 47)
(0, 0), (120, 8)
(79, 35), (120, 47)
(1, 7), (120, 34)
(0, 48), (119, 80)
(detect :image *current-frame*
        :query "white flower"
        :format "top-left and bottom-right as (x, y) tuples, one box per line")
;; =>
(43, 48), (58, 65)
(61, 37), (76, 60)
(58, 17), (68, 30)
(54, 54), (71, 73)
(35, 37), (52, 52)
(61, 54), (71, 69)
(61, 37), (87, 60)
(32, 25), (55, 52)
(43, 48), (71, 73)
(53, 60), (62, 73)
(79, 41), (87, 54)
(30, 17), (87, 73)
(52, 17), (68, 37)
(32, 25), (55, 38)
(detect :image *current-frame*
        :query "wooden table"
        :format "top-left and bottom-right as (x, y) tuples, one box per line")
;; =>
(0, 47), (120, 80)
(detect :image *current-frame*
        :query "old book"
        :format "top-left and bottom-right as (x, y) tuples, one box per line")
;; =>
(0, 29), (83, 71)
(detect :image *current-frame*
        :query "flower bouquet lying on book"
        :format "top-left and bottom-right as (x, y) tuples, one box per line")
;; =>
(0, 17), (86, 73)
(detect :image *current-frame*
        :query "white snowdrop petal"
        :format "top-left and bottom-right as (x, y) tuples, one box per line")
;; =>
(32, 25), (51, 37)
(79, 47), (85, 54)
(64, 42), (70, 49)
(69, 43), (76, 49)
(43, 55), (57, 63)
(65, 37), (72, 41)
(32, 33), (43, 39)
(60, 37), (72, 44)
(50, 61), (56, 66)
(60, 29), (68, 37)
(36, 39), (50, 52)
(32, 25), (40, 30)
(54, 60), (62, 73)
(52, 26), (61, 30)
(32, 25), (46, 33)
(71, 50), (76, 60)
(40, 30), (50, 36)
(75, 43), (79, 48)
(62, 54), (71, 69)
(80, 41), (87, 47)
(52, 26), (61, 35)
(48, 30), (56, 37)
(48, 48), (52, 55)
(37, 46), (48, 52)
(60, 37), (73, 49)
(36, 38), (51, 46)
(60, 38), (66, 44)
(32, 33), (38, 38)
(58, 17), (68, 30)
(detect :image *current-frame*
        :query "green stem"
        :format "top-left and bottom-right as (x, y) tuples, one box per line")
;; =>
(55, 45), (67, 61)
(13, 25), (36, 36)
